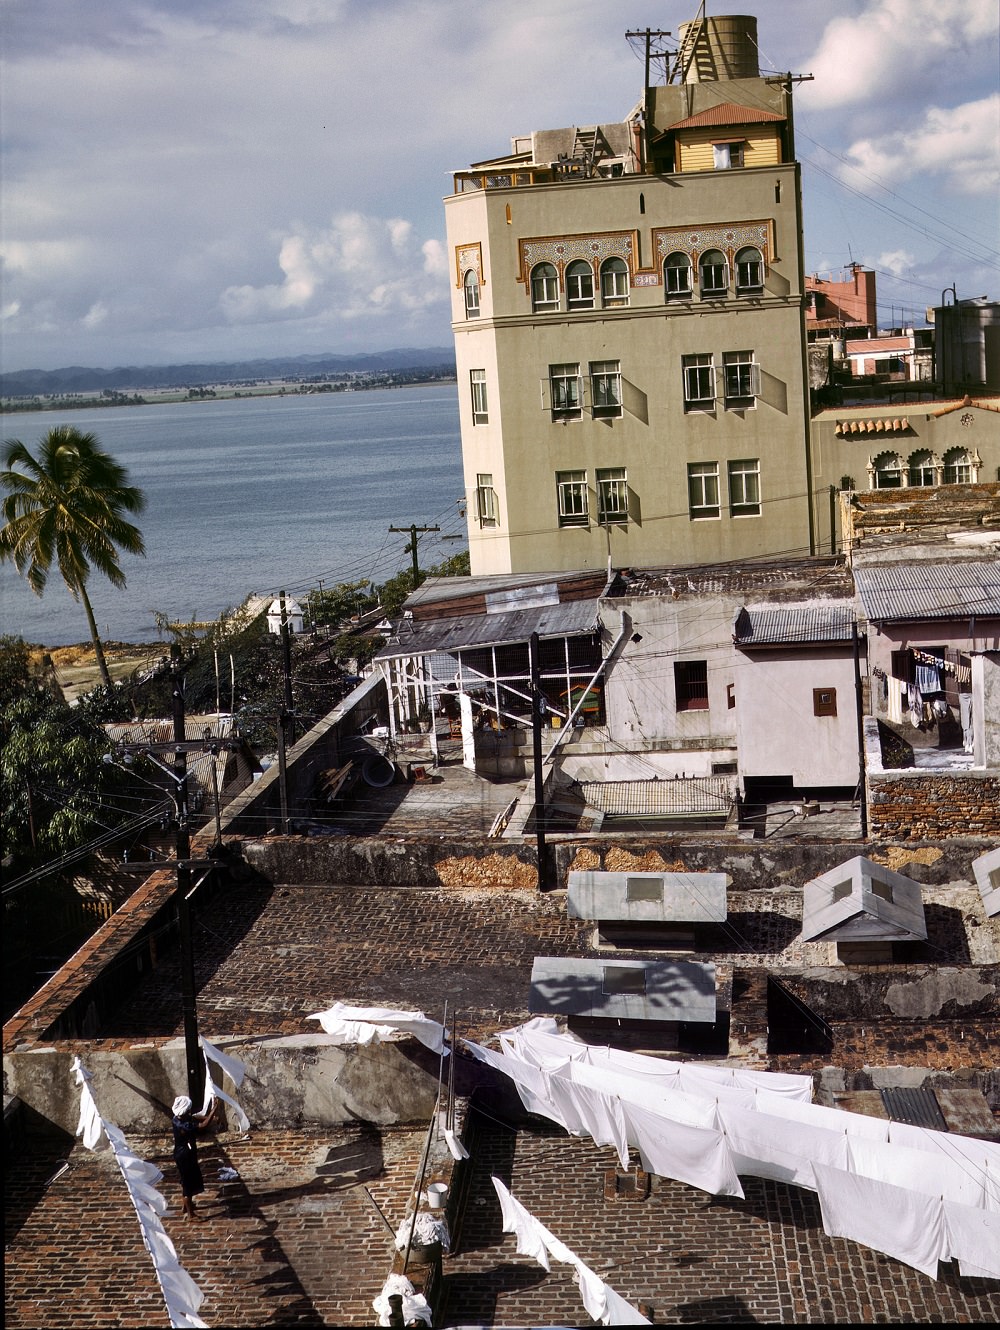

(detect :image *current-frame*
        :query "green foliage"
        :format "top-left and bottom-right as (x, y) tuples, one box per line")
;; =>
(1, 427), (146, 687)
(373, 549), (470, 618)
(305, 579), (375, 628)
(0, 637), (135, 865)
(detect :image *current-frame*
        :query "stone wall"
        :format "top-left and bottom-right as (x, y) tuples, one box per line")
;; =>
(868, 769), (1000, 839)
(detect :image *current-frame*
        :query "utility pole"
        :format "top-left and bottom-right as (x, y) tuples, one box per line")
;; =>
(852, 622), (869, 840)
(529, 632), (551, 890)
(276, 590), (295, 833)
(170, 644), (203, 1107)
(389, 523), (439, 588)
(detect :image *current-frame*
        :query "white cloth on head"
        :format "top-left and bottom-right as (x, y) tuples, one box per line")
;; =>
(308, 1002), (447, 1053)
(623, 1101), (743, 1199)
(813, 1160), (945, 1279)
(172, 1096), (192, 1118)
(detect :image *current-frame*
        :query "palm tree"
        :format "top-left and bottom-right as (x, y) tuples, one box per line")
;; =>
(1, 426), (146, 689)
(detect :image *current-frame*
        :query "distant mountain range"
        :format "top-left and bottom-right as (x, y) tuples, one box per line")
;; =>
(1, 348), (457, 397)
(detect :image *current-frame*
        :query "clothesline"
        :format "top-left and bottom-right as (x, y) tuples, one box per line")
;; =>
(465, 1020), (1000, 1283)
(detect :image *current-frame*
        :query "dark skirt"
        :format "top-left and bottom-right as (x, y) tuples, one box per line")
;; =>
(172, 1116), (205, 1198)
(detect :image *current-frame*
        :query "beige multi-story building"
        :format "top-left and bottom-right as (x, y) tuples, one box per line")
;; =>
(445, 14), (816, 576)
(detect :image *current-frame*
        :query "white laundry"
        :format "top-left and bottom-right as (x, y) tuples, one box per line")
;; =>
(393, 1211), (450, 1252)
(464, 1040), (569, 1125)
(200, 1036), (246, 1088)
(308, 1002), (447, 1053)
(443, 1128), (469, 1160)
(72, 1059), (105, 1151)
(718, 1103), (849, 1189)
(753, 1091), (890, 1142)
(371, 1273), (432, 1327)
(847, 1136), (986, 1208)
(623, 1101), (743, 1198)
(491, 1177), (650, 1325)
(813, 1161), (945, 1279)
(943, 1199), (1000, 1279)
(201, 1057), (251, 1138)
(886, 1119), (1000, 1183)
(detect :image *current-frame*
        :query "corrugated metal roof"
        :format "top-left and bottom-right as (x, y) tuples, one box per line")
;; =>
(374, 598), (600, 661)
(734, 605), (855, 647)
(668, 101), (785, 129)
(880, 1088), (948, 1131)
(800, 856), (927, 943)
(853, 561), (1000, 622)
(578, 776), (735, 818)
(528, 956), (716, 1023)
(567, 871), (727, 923)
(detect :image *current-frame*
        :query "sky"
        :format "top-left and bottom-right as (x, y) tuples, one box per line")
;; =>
(2, 0), (998, 373)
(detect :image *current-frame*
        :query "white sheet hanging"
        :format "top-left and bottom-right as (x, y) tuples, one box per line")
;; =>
(753, 1091), (890, 1142)
(307, 1002), (447, 1053)
(847, 1136), (986, 1208)
(622, 1101), (743, 1199)
(943, 1199), (1000, 1279)
(718, 1104), (850, 1188)
(813, 1161), (945, 1279)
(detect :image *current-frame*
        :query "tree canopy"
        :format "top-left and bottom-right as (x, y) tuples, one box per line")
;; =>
(1, 427), (146, 687)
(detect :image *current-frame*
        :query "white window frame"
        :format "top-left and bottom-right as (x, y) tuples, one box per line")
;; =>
(590, 360), (623, 418)
(664, 251), (693, 299)
(683, 354), (716, 411)
(600, 257), (630, 308)
(597, 466), (629, 524)
(566, 260), (595, 311)
(549, 363), (583, 420)
(557, 470), (589, 527)
(734, 246), (764, 294)
(688, 461), (720, 520)
(908, 451), (936, 487)
(699, 250), (729, 298)
(470, 369), (488, 425)
(463, 269), (480, 318)
(531, 262), (559, 313)
(728, 458), (761, 517)
(943, 448), (974, 484)
(723, 351), (760, 408)
(475, 473), (498, 526)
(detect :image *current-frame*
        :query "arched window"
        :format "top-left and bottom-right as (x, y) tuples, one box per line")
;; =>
(908, 450), (937, 487)
(734, 246), (764, 294)
(530, 263), (558, 313)
(600, 256), (629, 307)
(664, 251), (693, 300)
(566, 260), (595, 311)
(872, 452), (903, 489)
(699, 249), (728, 298)
(943, 447), (974, 484)
(463, 269), (480, 319)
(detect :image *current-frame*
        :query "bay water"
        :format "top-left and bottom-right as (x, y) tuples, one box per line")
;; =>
(0, 385), (464, 647)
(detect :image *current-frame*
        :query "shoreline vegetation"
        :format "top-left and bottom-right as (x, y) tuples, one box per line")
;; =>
(1, 368), (457, 414)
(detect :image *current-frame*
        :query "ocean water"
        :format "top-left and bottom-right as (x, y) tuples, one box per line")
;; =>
(0, 385), (465, 646)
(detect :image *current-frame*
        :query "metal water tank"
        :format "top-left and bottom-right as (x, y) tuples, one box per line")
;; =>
(677, 14), (759, 83)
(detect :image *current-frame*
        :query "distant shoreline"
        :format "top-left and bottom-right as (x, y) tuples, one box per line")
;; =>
(1, 373), (457, 415)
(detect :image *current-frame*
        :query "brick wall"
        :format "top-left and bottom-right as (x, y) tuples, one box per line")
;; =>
(868, 770), (1000, 839)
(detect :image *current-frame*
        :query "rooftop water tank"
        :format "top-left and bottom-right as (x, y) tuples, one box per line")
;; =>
(677, 14), (759, 83)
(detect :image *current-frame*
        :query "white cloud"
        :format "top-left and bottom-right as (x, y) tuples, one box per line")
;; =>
(81, 301), (109, 329)
(841, 95), (1000, 196)
(805, 0), (998, 110)
(876, 250), (916, 277)
(220, 212), (448, 325)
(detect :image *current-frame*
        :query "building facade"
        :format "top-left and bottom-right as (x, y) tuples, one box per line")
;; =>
(445, 14), (815, 576)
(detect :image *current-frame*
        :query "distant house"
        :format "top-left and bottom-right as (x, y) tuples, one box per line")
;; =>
(266, 596), (304, 635)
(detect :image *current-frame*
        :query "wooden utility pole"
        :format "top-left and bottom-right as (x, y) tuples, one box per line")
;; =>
(170, 644), (202, 1107)
(389, 523), (439, 587)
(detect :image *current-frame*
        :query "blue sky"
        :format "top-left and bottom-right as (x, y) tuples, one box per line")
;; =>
(2, 0), (998, 371)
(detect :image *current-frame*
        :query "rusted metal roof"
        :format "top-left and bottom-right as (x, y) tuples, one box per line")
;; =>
(374, 598), (601, 662)
(853, 561), (1000, 622)
(934, 1087), (1000, 1141)
(733, 605), (855, 647)
(667, 101), (785, 129)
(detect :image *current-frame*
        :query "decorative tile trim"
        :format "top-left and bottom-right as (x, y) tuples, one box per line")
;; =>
(456, 242), (484, 288)
(517, 231), (637, 286)
(653, 219), (772, 265)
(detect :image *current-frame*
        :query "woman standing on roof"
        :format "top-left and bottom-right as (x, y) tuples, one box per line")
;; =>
(171, 1095), (216, 1221)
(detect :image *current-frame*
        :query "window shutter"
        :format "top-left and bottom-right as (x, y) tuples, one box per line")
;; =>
(890, 649), (915, 683)
(539, 378), (550, 411)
